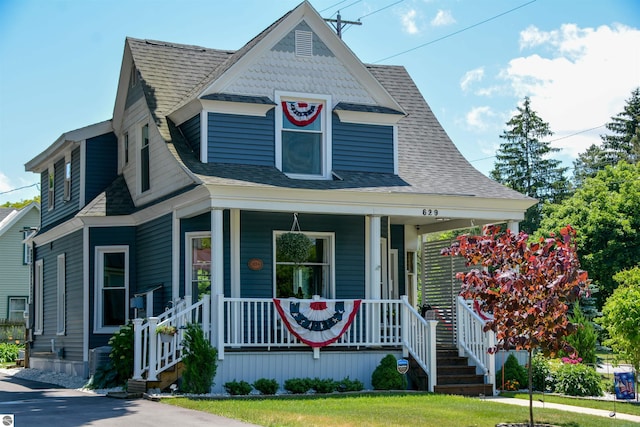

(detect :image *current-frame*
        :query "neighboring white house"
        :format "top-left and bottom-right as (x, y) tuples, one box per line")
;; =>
(0, 202), (40, 322)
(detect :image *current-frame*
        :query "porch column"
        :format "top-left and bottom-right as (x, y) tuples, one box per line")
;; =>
(507, 220), (519, 235)
(369, 215), (381, 299)
(210, 208), (224, 348)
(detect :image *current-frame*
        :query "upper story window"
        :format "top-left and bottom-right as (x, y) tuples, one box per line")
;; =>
(124, 133), (129, 164)
(47, 168), (55, 210)
(276, 93), (332, 179)
(140, 124), (150, 192)
(22, 229), (32, 265)
(130, 66), (139, 88)
(63, 160), (71, 202)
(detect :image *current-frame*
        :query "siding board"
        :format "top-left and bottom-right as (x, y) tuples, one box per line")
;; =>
(85, 133), (118, 203)
(207, 111), (274, 166)
(178, 114), (201, 157)
(136, 214), (173, 314)
(333, 117), (394, 173)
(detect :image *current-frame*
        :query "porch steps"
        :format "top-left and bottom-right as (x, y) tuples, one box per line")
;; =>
(127, 362), (185, 393)
(433, 346), (493, 396)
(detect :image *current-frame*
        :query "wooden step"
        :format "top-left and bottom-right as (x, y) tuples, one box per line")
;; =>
(437, 373), (486, 385)
(434, 383), (494, 396)
(146, 362), (185, 391)
(437, 365), (476, 376)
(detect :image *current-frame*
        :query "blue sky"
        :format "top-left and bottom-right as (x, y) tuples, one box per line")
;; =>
(1, 0), (638, 204)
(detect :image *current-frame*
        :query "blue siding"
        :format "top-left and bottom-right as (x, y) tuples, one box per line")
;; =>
(136, 214), (173, 314)
(88, 226), (136, 348)
(85, 133), (118, 204)
(41, 154), (80, 229)
(207, 111), (274, 165)
(32, 230), (83, 361)
(333, 116), (394, 173)
(179, 212), (230, 297)
(179, 114), (201, 158)
(390, 224), (406, 295)
(240, 212), (365, 299)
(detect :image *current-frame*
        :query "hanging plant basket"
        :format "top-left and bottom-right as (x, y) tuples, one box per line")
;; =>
(277, 232), (313, 264)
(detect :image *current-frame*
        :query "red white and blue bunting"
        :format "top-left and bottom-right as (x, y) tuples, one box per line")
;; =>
(273, 299), (361, 348)
(282, 101), (323, 127)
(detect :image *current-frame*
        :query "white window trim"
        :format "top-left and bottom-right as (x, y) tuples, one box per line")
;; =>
(56, 254), (66, 335)
(272, 230), (335, 298)
(94, 245), (129, 334)
(185, 232), (212, 299)
(138, 122), (150, 194)
(47, 166), (55, 211)
(34, 259), (43, 335)
(275, 91), (332, 180)
(63, 153), (72, 202)
(8, 297), (27, 322)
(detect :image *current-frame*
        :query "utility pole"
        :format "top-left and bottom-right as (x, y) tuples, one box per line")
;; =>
(324, 12), (361, 39)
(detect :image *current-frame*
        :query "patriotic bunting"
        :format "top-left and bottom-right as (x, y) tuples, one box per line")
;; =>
(273, 298), (361, 347)
(282, 101), (323, 127)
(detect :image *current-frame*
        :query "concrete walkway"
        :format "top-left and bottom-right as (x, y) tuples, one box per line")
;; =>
(486, 396), (640, 424)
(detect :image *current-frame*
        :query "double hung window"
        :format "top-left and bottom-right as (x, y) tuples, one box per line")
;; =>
(8, 297), (27, 322)
(274, 232), (333, 299)
(95, 246), (129, 333)
(140, 124), (150, 192)
(276, 93), (331, 179)
(186, 233), (212, 298)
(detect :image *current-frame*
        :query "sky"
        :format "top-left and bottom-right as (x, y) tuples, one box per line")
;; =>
(0, 0), (639, 205)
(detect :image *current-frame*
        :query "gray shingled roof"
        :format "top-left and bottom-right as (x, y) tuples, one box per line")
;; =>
(80, 175), (135, 216)
(0, 208), (16, 223)
(127, 27), (532, 201)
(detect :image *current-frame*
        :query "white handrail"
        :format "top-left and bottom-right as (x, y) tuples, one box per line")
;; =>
(456, 296), (496, 395)
(132, 294), (210, 381)
(400, 296), (438, 392)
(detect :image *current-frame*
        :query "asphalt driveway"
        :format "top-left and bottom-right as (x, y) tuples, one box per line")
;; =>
(0, 372), (259, 427)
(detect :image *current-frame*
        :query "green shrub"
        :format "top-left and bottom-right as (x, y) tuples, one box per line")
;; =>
(85, 359), (119, 389)
(337, 376), (364, 392)
(554, 363), (602, 396)
(531, 352), (553, 391)
(564, 303), (597, 364)
(224, 380), (252, 395)
(497, 354), (528, 390)
(283, 377), (312, 394)
(253, 378), (279, 395)
(371, 354), (403, 390)
(310, 378), (337, 393)
(108, 323), (134, 385)
(181, 323), (217, 394)
(0, 342), (22, 363)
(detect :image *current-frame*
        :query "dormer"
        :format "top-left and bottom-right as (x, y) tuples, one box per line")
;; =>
(25, 121), (116, 229)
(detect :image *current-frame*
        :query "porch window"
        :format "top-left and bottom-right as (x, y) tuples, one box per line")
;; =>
(186, 233), (211, 298)
(8, 297), (27, 322)
(274, 232), (334, 299)
(276, 93), (331, 179)
(95, 246), (129, 333)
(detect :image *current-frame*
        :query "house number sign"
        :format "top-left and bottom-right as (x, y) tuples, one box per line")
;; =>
(422, 209), (439, 216)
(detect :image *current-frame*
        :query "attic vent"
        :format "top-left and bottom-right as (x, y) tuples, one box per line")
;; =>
(295, 30), (313, 57)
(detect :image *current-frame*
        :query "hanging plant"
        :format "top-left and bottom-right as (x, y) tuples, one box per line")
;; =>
(277, 232), (313, 264)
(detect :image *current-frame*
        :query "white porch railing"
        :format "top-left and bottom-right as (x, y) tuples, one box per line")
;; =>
(456, 296), (496, 394)
(400, 296), (438, 392)
(132, 294), (210, 381)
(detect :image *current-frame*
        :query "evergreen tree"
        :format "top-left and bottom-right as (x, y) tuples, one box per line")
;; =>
(490, 97), (568, 233)
(572, 87), (640, 185)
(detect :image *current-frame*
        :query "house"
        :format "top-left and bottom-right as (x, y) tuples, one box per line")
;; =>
(0, 203), (40, 323)
(24, 2), (535, 393)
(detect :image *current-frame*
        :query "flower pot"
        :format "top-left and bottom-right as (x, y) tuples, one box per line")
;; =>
(159, 333), (174, 343)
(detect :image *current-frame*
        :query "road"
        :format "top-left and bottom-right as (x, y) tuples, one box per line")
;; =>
(0, 373), (260, 427)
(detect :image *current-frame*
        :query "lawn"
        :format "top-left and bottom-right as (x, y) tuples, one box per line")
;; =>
(162, 393), (639, 427)
(502, 392), (640, 417)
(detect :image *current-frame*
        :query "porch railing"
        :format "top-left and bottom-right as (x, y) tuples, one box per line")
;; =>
(400, 296), (438, 392)
(456, 296), (495, 394)
(132, 295), (210, 381)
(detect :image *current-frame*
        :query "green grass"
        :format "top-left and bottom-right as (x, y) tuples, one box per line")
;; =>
(162, 393), (639, 426)
(502, 392), (640, 417)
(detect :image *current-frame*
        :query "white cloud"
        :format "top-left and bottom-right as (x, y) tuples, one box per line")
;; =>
(0, 171), (11, 192)
(460, 67), (484, 92)
(401, 9), (419, 34)
(466, 106), (495, 131)
(500, 23), (640, 157)
(431, 9), (455, 27)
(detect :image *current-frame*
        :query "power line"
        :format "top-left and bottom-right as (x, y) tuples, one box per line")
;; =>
(320, 0), (349, 13)
(373, 0), (537, 63)
(358, 0), (405, 20)
(0, 183), (40, 196)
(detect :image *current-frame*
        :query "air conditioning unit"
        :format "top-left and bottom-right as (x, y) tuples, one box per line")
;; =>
(89, 346), (112, 376)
